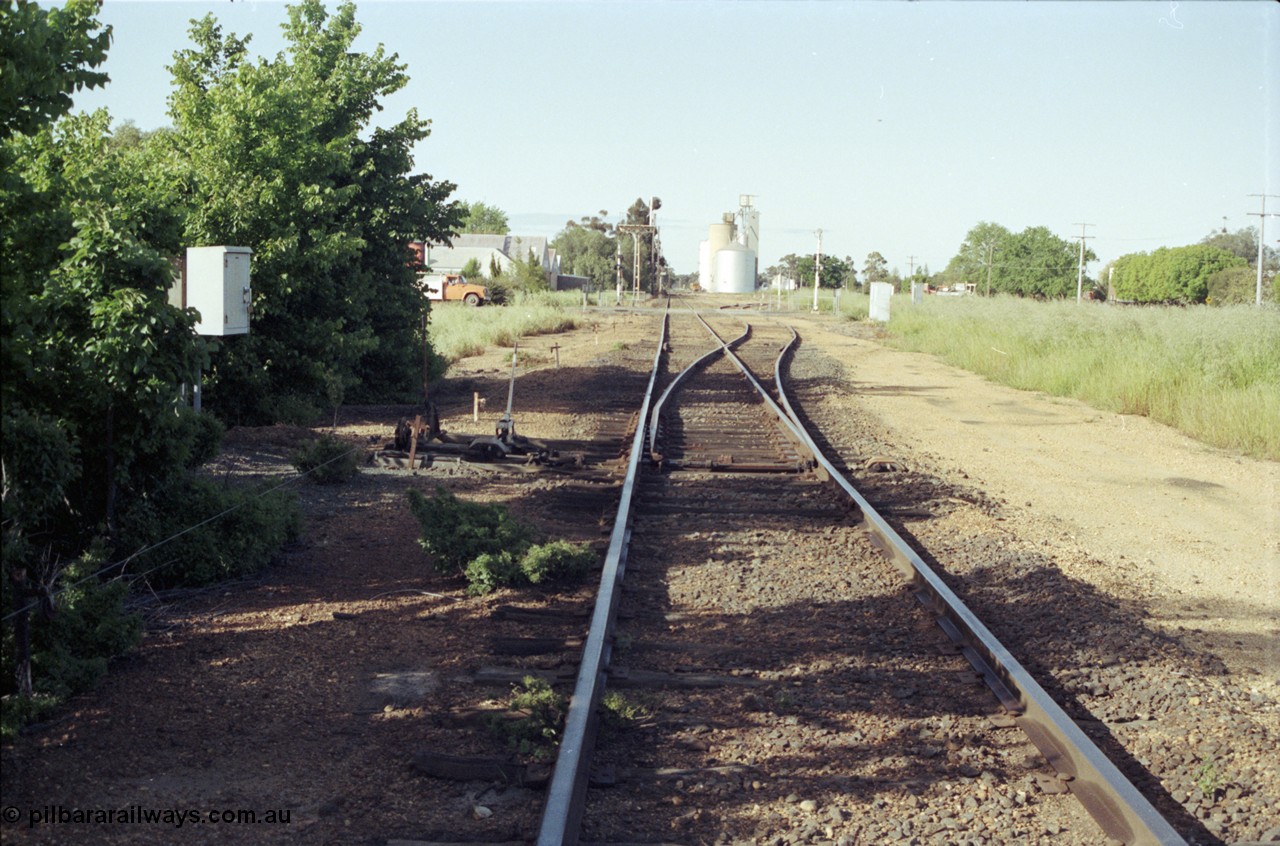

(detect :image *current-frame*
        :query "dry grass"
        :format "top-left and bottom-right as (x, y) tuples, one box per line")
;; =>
(428, 291), (584, 363)
(880, 296), (1280, 460)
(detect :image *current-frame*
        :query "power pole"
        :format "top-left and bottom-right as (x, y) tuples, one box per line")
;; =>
(812, 229), (823, 311)
(1073, 222), (1095, 303)
(906, 255), (918, 290)
(981, 242), (995, 296)
(1247, 194), (1278, 306)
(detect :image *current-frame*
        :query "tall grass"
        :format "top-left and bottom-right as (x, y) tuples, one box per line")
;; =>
(882, 296), (1280, 460)
(428, 290), (584, 363)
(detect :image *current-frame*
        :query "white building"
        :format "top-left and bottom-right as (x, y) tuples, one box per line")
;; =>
(421, 234), (561, 285)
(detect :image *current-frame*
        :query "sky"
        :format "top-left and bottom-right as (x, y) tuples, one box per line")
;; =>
(69, 0), (1278, 277)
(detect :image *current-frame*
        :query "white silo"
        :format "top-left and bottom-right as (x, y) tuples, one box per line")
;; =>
(698, 240), (711, 291)
(714, 242), (756, 293)
(706, 217), (737, 292)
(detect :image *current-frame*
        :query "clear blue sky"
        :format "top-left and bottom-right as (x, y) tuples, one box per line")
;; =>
(71, 0), (1278, 277)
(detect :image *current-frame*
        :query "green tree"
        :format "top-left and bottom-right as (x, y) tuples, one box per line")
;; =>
(998, 226), (1093, 298)
(460, 200), (509, 234)
(794, 254), (851, 289)
(943, 222), (1093, 298)
(552, 217), (616, 291)
(765, 254), (803, 288)
(0, 2), (223, 714)
(863, 251), (889, 284)
(1112, 244), (1246, 303)
(0, 0), (111, 138)
(1199, 226), (1271, 267)
(1207, 265), (1263, 306)
(942, 221), (1011, 291)
(164, 0), (462, 422)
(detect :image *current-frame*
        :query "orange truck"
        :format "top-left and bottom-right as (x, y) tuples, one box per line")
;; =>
(407, 242), (490, 306)
(421, 273), (489, 306)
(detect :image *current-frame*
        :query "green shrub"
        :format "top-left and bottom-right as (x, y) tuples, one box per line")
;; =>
(407, 490), (596, 594)
(407, 487), (537, 577)
(291, 434), (361, 484)
(116, 474), (301, 588)
(599, 690), (654, 733)
(463, 551), (523, 596)
(520, 540), (596, 585)
(486, 675), (566, 760)
(1, 693), (59, 742)
(1, 544), (141, 737)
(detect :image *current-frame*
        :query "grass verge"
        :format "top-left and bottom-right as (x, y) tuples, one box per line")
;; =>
(879, 296), (1280, 460)
(428, 290), (584, 363)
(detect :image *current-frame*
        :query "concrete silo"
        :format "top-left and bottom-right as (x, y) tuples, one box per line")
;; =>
(698, 240), (712, 291)
(714, 242), (756, 293)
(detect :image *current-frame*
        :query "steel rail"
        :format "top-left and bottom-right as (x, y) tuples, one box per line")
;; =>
(694, 315), (818, 474)
(769, 331), (1186, 846)
(646, 320), (749, 462)
(536, 312), (670, 846)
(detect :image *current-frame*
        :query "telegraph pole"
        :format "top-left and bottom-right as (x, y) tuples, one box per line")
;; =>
(812, 229), (823, 311)
(906, 255), (918, 290)
(981, 242), (995, 296)
(1247, 194), (1278, 306)
(1073, 222), (1095, 303)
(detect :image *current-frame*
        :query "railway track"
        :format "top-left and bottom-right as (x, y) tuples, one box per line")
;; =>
(412, 307), (1191, 845)
(527, 308), (1185, 845)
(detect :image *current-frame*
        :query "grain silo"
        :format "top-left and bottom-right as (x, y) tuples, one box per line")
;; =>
(698, 240), (712, 291)
(696, 199), (760, 293)
(714, 242), (756, 293)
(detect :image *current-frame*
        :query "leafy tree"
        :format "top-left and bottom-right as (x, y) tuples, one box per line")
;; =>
(1199, 226), (1271, 267)
(571, 209), (614, 235)
(460, 257), (483, 278)
(553, 219), (616, 291)
(943, 222), (1093, 298)
(765, 254), (803, 288)
(998, 226), (1092, 298)
(795, 254), (852, 289)
(1, 2), (222, 712)
(1112, 245), (1246, 304)
(164, 1), (462, 422)
(460, 200), (509, 234)
(0, 0), (111, 138)
(1207, 265), (1263, 306)
(941, 221), (1011, 291)
(863, 251), (889, 284)
(842, 255), (859, 289)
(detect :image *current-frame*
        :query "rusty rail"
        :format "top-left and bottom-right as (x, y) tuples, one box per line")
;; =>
(536, 313), (670, 845)
(770, 331), (1185, 846)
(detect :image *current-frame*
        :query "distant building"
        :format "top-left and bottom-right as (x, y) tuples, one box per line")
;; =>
(421, 234), (562, 286)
